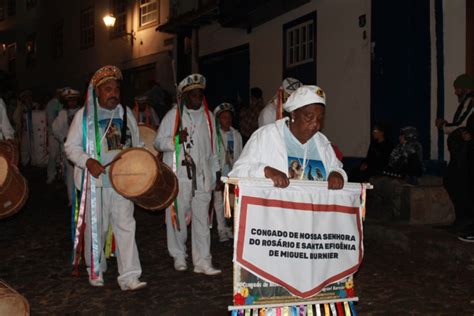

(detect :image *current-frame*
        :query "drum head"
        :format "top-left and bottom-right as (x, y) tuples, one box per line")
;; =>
(109, 148), (157, 197)
(0, 155), (8, 186)
(138, 125), (158, 156)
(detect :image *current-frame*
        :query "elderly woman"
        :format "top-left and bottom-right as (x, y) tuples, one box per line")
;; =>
(229, 85), (347, 189)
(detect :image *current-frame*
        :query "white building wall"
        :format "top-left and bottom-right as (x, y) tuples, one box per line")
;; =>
(199, 0), (372, 158)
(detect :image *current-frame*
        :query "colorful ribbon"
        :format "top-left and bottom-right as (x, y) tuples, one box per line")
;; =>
(315, 304), (321, 316)
(349, 302), (357, 316)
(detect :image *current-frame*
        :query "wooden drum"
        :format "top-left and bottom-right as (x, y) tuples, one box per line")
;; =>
(0, 155), (29, 220)
(138, 125), (159, 157)
(0, 140), (19, 166)
(0, 280), (30, 316)
(109, 148), (178, 210)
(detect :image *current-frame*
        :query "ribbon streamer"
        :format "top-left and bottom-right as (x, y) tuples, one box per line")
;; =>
(324, 304), (330, 316)
(343, 302), (351, 316)
(316, 304), (321, 316)
(349, 302), (357, 316)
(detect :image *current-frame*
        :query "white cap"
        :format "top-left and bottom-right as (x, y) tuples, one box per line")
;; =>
(283, 85), (326, 112)
(61, 88), (80, 99)
(178, 73), (206, 94)
(213, 102), (234, 117)
(282, 77), (303, 94)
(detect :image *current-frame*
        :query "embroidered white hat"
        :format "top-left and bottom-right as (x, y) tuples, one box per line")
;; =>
(178, 73), (206, 94)
(282, 77), (303, 95)
(134, 94), (148, 103)
(61, 88), (80, 99)
(283, 85), (326, 112)
(213, 102), (234, 117)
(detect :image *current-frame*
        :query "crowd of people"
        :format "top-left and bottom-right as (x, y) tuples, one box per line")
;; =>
(0, 65), (473, 291)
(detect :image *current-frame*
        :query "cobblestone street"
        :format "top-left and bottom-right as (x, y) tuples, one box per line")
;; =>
(1, 168), (474, 315)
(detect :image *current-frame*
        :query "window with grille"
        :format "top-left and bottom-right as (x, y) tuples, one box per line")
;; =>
(7, 0), (15, 16)
(139, 0), (158, 27)
(110, 0), (126, 37)
(285, 20), (314, 68)
(52, 20), (63, 59)
(80, 7), (95, 49)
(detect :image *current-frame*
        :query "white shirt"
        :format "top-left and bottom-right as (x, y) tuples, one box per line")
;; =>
(217, 126), (243, 177)
(229, 118), (347, 182)
(46, 97), (63, 133)
(154, 104), (220, 192)
(52, 108), (79, 143)
(258, 96), (277, 127)
(64, 104), (141, 190)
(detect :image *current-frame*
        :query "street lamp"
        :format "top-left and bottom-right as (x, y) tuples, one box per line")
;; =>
(103, 14), (116, 27)
(103, 14), (136, 46)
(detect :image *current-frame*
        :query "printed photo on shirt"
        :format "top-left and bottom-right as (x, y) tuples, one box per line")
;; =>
(287, 156), (326, 181)
(99, 118), (132, 151)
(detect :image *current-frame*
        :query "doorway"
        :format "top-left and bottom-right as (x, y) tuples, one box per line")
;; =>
(371, 0), (431, 158)
(199, 44), (250, 129)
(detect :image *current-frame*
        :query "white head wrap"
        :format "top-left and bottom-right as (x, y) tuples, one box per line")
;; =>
(283, 85), (326, 112)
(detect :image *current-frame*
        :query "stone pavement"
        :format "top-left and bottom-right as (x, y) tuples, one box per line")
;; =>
(0, 168), (473, 315)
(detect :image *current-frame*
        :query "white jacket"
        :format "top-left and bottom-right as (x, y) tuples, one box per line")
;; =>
(258, 96), (277, 127)
(0, 98), (14, 140)
(229, 118), (347, 182)
(64, 105), (141, 190)
(217, 126), (243, 176)
(154, 104), (220, 192)
(52, 109), (78, 143)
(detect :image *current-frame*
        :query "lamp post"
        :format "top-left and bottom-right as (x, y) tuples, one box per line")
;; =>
(103, 14), (136, 46)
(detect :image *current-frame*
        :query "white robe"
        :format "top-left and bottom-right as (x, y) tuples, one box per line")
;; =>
(229, 118), (348, 182)
(65, 105), (141, 190)
(64, 104), (143, 287)
(216, 126), (243, 176)
(52, 108), (78, 204)
(46, 97), (63, 181)
(154, 104), (220, 268)
(258, 96), (277, 127)
(213, 126), (242, 235)
(155, 104), (219, 192)
(0, 98), (14, 140)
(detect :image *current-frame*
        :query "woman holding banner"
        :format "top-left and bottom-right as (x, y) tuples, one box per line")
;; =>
(229, 85), (346, 189)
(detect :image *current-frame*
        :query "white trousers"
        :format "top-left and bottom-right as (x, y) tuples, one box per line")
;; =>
(166, 178), (212, 268)
(213, 190), (229, 233)
(47, 135), (60, 181)
(84, 187), (142, 287)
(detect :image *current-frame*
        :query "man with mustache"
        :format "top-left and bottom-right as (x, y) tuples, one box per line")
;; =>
(64, 65), (146, 290)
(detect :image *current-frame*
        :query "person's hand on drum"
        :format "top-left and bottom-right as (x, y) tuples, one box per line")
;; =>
(178, 128), (188, 144)
(86, 158), (105, 178)
(327, 172), (344, 190)
(264, 166), (289, 188)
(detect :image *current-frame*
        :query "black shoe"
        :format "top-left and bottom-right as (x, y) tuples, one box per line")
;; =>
(458, 233), (474, 243)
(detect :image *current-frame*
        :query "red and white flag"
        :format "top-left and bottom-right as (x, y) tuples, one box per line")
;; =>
(233, 179), (365, 298)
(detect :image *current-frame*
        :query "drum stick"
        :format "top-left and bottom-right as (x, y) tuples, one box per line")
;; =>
(103, 156), (122, 169)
